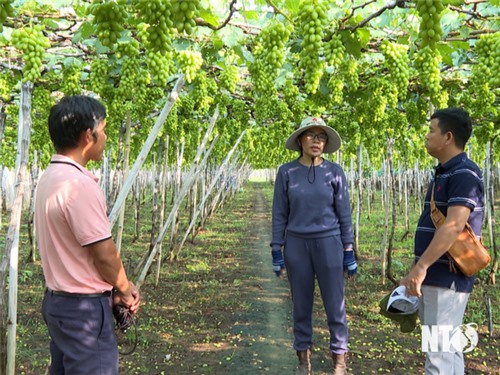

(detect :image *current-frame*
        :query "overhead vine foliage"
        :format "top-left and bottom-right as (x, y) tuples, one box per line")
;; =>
(0, 0), (498, 170)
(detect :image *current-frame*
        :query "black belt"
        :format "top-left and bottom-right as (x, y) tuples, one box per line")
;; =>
(46, 288), (112, 298)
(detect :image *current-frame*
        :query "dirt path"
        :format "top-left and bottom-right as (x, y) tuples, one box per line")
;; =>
(218, 182), (296, 374)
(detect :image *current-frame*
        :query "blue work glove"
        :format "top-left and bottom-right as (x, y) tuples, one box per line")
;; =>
(272, 248), (285, 277)
(343, 249), (357, 277)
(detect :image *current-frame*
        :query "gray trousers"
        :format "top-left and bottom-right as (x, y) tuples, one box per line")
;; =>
(284, 233), (348, 354)
(420, 284), (470, 375)
(42, 290), (118, 375)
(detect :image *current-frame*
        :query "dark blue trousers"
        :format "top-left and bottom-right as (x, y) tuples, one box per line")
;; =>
(42, 290), (118, 375)
(284, 233), (348, 354)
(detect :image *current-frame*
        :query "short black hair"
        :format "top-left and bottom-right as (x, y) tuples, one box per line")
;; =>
(48, 95), (106, 152)
(430, 107), (472, 150)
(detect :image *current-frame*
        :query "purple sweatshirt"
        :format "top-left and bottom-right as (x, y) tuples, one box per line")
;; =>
(271, 159), (354, 251)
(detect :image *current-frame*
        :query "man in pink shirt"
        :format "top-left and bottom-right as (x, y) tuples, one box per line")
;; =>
(35, 95), (140, 374)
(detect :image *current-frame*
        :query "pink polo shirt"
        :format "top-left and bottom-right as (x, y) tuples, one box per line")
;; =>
(35, 155), (113, 294)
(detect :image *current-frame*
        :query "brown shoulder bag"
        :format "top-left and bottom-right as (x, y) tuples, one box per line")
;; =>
(429, 183), (490, 277)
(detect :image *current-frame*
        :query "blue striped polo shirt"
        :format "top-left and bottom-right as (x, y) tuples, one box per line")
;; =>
(414, 152), (484, 293)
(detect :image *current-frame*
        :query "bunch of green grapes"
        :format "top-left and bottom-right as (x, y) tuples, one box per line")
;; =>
(146, 50), (173, 88)
(0, 71), (16, 101)
(116, 39), (140, 59)
(31, 86), (54, 121)
(116, 40), (141, 100)
(165, 100), (179, 135)
(134, 0), (173, 53)
(88, 58), (110, 96)
(214, 92), (231, 113)
(404, 98), (427, 126)
(282, 79), (306, 118)
(136, 22), (148, 44)
(254, 96), (279, 125)
(89, 0), (128, 49)
(327, 74), (344, 106)
(414, 46), (443, 103)
(382, 79), (399, 109)
(308, 91), (330, 114)
(176, 50), (202, 83)
(230, 98), (251, 125)
(340, 57), (359, 92)
(367, 78), (388, 123)
(415, 0), (445, 48)
(219, 64), (239, 94)
(134, 68), (151, 107)
(250, 20), (292, 94)
(61, 64), (82, 96)
(463, 65), (495, 119)
(178, 93), (195, 116)
(259, 21), (293, 74)
(117, 59), (140, 100)
(11, 26), (50, 82)
(170, 0), (198, 35)
(434, 91), (448, 109)
(191, 72), (214, 114)
(380, 40), (410, 100)
(127, 67), (153, 122)
(0, 0), (14, 32)
(475, 32), (500, 88)
(324, 34), (345, 69)
(385, 108), (408, 140)
(249, 43), (273, 94)
(297, 0), (328, 94)
(282, 79), (299, 106)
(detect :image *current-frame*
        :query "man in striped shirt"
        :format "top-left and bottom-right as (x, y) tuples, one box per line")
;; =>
(401, 107), (484, 375)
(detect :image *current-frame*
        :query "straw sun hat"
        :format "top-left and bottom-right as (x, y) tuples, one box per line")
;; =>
(285, 116), (342, 154)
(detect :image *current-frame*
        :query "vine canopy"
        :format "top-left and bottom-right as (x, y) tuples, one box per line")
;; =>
(0, 0), (499, 169)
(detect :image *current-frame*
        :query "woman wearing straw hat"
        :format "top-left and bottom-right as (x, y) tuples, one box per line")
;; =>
(270, 116), (357, 375)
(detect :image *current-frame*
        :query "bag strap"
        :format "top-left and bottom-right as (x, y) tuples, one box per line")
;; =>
(430, 182), (446, 228)
(429, 181), (458, 273)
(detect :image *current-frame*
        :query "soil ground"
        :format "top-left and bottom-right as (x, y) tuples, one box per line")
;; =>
(14, 181), (500, 374)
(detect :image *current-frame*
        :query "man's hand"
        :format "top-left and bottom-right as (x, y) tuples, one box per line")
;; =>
(113, 281), (140, 314)
(272, 248), (285, 277)
(400, 263), (427, 297)
(343, 249), (357, 278)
